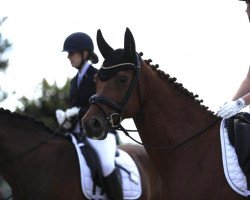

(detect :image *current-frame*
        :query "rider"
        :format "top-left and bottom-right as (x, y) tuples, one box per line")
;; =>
(56, 32), (123, 200)
(217, 1), (250, 196)
(217, 0), (250, 118)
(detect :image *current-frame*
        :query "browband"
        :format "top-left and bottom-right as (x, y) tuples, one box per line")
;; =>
(100, 63), (135, 70)
(98, 53), (141, 81)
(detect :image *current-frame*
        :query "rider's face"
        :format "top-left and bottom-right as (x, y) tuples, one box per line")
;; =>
(67, 51), (82, 69)
(67, 51), (89, 69)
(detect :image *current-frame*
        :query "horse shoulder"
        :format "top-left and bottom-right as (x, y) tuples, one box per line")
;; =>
(118, 144), (167, 200)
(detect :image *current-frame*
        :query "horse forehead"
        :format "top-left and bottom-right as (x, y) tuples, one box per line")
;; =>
(103, 49), (128, 67)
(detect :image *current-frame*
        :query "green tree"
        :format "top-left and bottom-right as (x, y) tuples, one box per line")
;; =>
(0, 17), (11, 71)
(0, 17), (12, 102)
(17, 78), (71, 129)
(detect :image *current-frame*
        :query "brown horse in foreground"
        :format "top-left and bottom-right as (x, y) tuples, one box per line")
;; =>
(0, 108), (165, 200)
(82, 28), (246, 199)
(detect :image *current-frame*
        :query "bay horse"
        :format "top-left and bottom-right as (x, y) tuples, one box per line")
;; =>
(0, 108), (165, 200)
(82, 28), (246, 199)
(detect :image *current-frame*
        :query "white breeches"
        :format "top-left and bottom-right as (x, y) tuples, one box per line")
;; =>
(86, 133), (116, 177)
(73, 123), (116, 177)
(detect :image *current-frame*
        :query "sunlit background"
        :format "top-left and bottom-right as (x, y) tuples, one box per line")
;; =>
(0, 0), (249, 144)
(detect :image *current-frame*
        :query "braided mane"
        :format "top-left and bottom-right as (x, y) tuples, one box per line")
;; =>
(0, 107), (55, 134)
(139, 52), (215, 116)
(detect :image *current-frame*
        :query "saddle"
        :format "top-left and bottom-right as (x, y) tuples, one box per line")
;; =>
(71, 132), (105, 189)
(69, 132), (142, 200)
(225, 112), (250, 189)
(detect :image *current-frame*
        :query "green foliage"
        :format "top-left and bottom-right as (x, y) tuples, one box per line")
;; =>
(17, 78), (71, 130)
(0, 17), (11, 71)
(0, 17), (12, 102)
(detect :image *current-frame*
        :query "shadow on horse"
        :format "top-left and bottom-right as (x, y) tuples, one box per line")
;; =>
(82, 28), (246, 199)
(0, 108), (165, 200)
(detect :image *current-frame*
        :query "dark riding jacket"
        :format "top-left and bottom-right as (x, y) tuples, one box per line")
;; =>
(69, 65), (98, 119)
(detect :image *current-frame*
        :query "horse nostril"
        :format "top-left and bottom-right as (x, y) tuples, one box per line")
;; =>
(90, 117), (102, 132)
(84, 116), (107, 140)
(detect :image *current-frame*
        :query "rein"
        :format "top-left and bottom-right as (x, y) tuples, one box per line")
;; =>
(117, 118), (220, 150)
(0, 129), (59, 167)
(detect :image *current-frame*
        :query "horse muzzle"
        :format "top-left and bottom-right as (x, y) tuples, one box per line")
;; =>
(81, 115), (108, 140)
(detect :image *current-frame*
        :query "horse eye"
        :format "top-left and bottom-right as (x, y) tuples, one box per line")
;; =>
(119, 76), (128, 83)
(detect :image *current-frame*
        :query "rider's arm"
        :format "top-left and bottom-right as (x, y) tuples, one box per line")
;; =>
(232, 66), (250, 105)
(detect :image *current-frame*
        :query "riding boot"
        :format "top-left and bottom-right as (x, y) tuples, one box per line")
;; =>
(103, 168), (123, 200)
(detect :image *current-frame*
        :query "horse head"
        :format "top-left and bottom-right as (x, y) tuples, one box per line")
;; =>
(82, 28), (143, 140)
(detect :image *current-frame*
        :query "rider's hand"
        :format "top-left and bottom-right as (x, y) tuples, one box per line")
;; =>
(55, 109), (66, 125)
(217, 98), (246, 119)
(65, 107), (80, 119)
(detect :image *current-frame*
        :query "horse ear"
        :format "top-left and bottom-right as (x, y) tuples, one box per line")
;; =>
(97, 29), (114, 59)
(124, 28), (136, 61)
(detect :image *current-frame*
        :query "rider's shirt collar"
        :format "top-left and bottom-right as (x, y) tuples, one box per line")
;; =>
(78, 61), (91, 86)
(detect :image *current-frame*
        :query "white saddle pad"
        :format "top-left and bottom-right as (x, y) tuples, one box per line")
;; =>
(220, 118), (248, 197)
(70, 134), (142, 200)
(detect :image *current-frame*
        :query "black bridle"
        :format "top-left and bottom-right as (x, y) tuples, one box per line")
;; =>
(89, 61), (142, 128)
(88, 59), (220, 150)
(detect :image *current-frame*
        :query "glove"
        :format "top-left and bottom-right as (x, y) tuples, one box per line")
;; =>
(217, 98), (246, 119)
(55, 109), (66, 125)
(65, 107), (80, 119)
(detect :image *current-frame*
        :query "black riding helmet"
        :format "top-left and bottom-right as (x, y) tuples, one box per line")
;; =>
(63, 32), (99, 64)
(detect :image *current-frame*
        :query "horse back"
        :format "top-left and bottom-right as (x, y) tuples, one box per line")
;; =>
(118, 144), (167, 200)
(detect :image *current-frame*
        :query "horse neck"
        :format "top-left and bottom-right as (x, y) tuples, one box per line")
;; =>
(0, 112), (62, 183)
(0, 114), (48, 157)
(0, 110), (83, 199)
(132, 63), (229, 199)
(135, 63), (216, 143)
